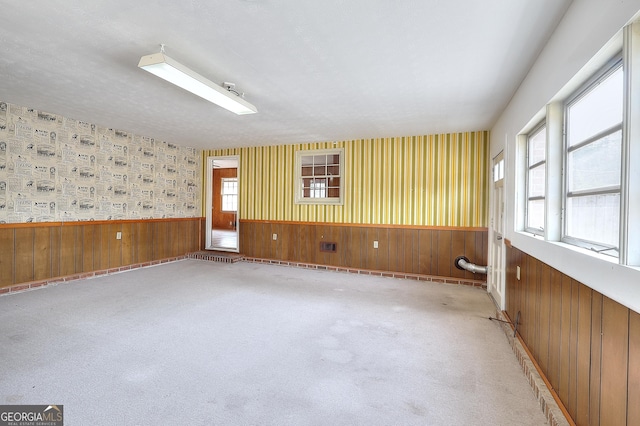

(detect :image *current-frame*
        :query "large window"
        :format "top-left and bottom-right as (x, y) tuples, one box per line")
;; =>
(564, 62), (623, 254)
(221, 178), (238, 212)
(295, 148), (344, 205)
(526, 123), (546, 234)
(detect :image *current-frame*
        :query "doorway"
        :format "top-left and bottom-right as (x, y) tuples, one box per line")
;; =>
(206, 155), (240, 252)
(489, 151), (505, 308)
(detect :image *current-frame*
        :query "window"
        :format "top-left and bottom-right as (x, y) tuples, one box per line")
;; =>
(295, 148), (344, 205)
(526, 123), (546, 234)
(221, 178), (238, 212)
(564, 61), (623, 254)
(493, 157), (504, 183)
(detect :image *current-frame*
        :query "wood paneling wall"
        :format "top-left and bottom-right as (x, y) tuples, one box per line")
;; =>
(0, 218), (203, 289)
(506, 244), (640, 426)
(240, 220), (488, 281)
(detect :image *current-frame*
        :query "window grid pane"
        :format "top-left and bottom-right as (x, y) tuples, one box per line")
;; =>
(527, 199), (545, 231)
(566, 193), (620, 247)
(568, 68), (624, 147)
(297, 149), (343, 203)
(526, 124), (546, 233)
(564, 62), (622, 252)
(528, 164), (546, 198)
(221, 178), (238, 212)
(567, 131), (621, 193)
(528, 126), (546, 166)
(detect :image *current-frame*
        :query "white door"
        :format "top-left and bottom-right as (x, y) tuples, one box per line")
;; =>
(490, 152), (505, 308)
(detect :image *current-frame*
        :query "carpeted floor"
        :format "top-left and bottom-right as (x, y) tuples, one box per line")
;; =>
(0, 260), (547, 425)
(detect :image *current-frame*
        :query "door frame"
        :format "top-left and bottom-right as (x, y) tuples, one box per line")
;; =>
(205, 155), (240, 252)
(489, 151), (505, 309)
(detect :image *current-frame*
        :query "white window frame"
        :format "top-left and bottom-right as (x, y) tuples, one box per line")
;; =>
(294, 148), (344, 205)
(562, 58), (623, 256)
(221, 177), (238, 212)
(525, 121), (547, 235)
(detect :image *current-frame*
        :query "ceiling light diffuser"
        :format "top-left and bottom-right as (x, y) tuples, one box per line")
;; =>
(138, 52), (257, 115)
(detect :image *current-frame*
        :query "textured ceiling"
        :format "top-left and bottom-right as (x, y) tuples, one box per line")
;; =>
(0, 0), (572, 150)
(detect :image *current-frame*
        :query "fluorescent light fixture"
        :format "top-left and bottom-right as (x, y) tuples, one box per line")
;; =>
(138, 52), (257, 115)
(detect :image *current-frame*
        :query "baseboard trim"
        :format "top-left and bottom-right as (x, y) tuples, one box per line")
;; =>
(242, 256), (487, 288)
(0, 256), (188, 297)
(496, 310), (574, 426)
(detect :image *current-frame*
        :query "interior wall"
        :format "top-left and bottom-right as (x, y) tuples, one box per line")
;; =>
(0, 99), (205, 288)
(212, 168), (237, 230)
(489, 3), (640, 312)
(204, 131), (489, 227)
(241, 221), (487, 282)
(0, 100), (202, 224)
(506, 243), (640, 426)
(0, 218), (203, 289)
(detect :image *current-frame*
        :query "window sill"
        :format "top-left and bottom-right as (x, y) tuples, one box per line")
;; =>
(550, 240), (619, 265)
(294, 199), (344, 206)
(516, 230), (619, 265)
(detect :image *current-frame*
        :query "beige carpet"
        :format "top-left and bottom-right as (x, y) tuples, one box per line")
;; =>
(0, 260), (547, 425)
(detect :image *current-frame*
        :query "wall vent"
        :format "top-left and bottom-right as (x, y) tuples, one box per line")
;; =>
(319, 242), (337, 253)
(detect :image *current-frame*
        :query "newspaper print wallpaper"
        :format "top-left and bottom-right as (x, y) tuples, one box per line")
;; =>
(0, 101), (201, 223)
(204, 132), (489, 227)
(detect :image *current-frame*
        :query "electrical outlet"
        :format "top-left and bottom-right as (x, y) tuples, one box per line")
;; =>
(516, 266), (521, 280)
(272, 233), (277, 240)
(373, 240), (378, 249)
(116, 232), (122, 240)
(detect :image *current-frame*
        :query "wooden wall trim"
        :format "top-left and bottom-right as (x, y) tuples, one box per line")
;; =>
(0, 217), (205, 229)
(239, 221), (488, 282)
(0, 218), (203, 289)
(502, 310), (576, 426)
(240, 219), (487, 232)
(506, 245), (638, 426)
(0, 256), (189, 296)
(0, 222), (64, 229)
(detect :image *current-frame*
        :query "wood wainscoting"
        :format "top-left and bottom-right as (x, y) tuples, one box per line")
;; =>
(506, 244), (640, 426)
(239, 220), (488, 282)
(0, 218), (204, 290)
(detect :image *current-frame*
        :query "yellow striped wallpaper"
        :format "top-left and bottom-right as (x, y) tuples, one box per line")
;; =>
(203, 131), (489, 227)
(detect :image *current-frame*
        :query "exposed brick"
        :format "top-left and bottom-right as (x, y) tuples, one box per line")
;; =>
(30, 282), (47, 289)
(0, 287), (11, 294)
(11, 284), (30, 292)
